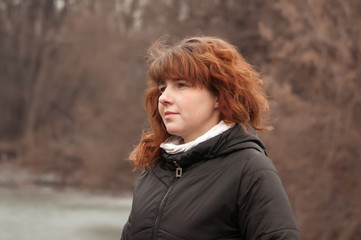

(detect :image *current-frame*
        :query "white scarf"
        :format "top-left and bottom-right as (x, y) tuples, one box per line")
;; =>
(160, 120), (235, 154)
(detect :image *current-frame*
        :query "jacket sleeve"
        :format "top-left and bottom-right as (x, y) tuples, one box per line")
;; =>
(237, 153), (301, 240)
(120, 169), (150, 240)
(120, 215), (131, 240)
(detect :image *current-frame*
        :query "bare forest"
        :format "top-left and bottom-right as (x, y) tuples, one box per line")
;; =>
(0, 0), (360, 239)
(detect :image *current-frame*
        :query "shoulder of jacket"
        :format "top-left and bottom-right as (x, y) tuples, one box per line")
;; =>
(239, 149), (277, 177)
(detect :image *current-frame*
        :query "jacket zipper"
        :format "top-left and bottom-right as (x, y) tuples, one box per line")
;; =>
(173, 161), (183, 178)
(151, 177), (178, 240)
(151, 161), (182, 239)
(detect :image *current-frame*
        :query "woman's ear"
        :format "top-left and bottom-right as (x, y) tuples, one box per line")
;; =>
(211, 87), (220, 108)
(214, 96), (219, 108)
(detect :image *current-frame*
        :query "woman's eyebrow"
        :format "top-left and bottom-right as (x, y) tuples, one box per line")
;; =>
(174, 78), (187, 82)
(157, 79), (166, 85)
(157, 77), (186, 85)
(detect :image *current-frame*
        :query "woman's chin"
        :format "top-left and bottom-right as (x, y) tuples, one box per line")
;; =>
(165, 127), (182, 138)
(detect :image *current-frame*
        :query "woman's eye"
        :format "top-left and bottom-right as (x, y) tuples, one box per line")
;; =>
(159, 86), (166, 93)
(177, 82), (188, 88)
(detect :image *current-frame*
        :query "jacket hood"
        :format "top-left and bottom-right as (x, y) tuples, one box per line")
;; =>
(161, 124), (266, 170)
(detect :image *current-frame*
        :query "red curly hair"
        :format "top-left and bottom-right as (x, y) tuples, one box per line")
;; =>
(130, 36), (271, 169)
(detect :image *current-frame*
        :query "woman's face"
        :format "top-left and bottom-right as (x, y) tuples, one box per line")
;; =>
(158, 79), (220, 143)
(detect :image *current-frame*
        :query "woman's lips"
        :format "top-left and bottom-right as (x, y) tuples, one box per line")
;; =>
(164, 111), (178, 120)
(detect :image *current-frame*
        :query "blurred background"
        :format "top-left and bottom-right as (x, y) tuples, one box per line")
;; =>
(0, 0), (360, 239)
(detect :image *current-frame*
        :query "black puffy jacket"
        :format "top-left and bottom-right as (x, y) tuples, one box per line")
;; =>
(121, 125), (300, 240)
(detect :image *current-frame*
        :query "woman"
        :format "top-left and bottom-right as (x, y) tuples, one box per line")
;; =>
(121, 36), (300, 240)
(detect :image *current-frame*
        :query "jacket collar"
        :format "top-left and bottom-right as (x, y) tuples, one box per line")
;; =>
(160, 124), (266, 170)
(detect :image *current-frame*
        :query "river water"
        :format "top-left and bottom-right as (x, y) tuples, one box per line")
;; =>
(0, 187), (132, 240)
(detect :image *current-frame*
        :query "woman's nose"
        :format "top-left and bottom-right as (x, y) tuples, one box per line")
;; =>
(158, 88), (172, 105)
